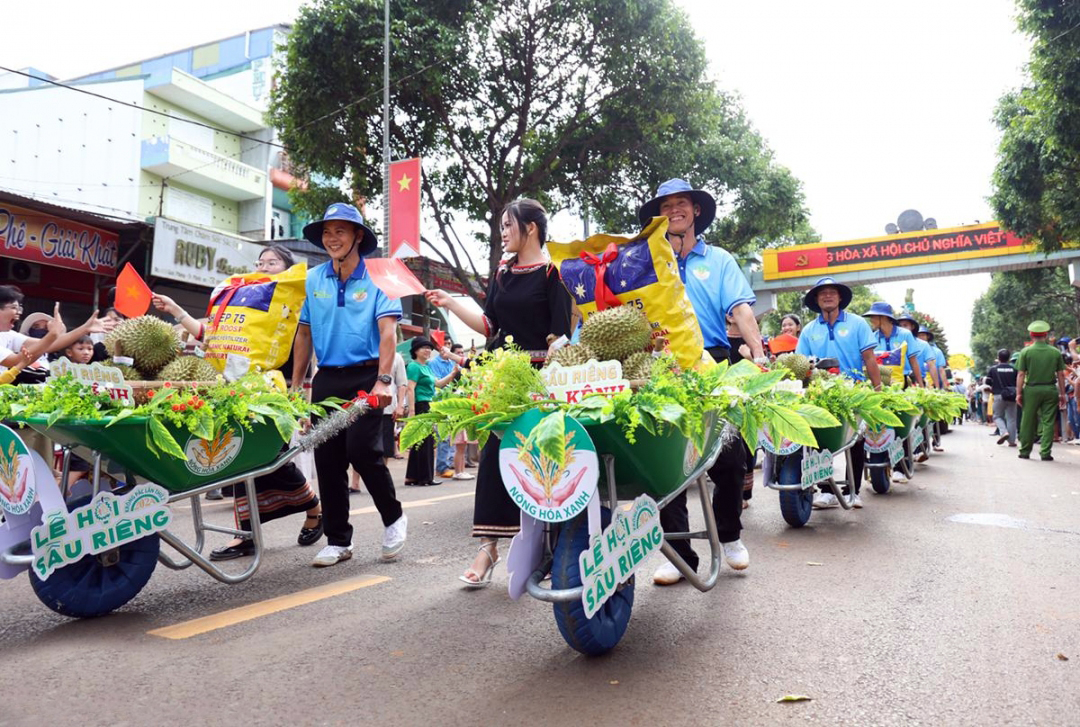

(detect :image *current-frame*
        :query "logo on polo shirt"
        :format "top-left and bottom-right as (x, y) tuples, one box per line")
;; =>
(353, 288), (369, 303)
(837, 328), (850, 337)
(313, 291), (332, 299)
(690, 263), (710, 281)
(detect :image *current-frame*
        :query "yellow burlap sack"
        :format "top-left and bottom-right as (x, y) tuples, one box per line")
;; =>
(203, 263), (307, 376)
(548, 217), (705, 370)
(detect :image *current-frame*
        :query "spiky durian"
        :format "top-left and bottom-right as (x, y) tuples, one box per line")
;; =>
(157, 356), (218, 382)
(578, 306), (652, 362)
(104, 316), (181, 373)
(622, 351), (654, 381)
(105, 360), (141, 382)
(775, 353), (812, 381)
(546, 344), (597, 368)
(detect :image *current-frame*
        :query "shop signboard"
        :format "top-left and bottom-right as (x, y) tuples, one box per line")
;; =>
(151, 217), (261, 288)
(0, 203), (118, 276)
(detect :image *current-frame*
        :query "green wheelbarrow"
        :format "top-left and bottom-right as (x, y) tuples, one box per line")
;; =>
(0, 413), (317, 618)
(501, 411), (727, 656)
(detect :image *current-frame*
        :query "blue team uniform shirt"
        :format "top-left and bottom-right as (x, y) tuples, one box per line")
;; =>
(426, 354), (455, 379)
(931, 343), (948, 387)
(678, 237), (756, 349)
(298, 260), (402, 366)
(873, 325), (919, 376)
(795, 311), (877, 380)
(910, 336), (935, 377)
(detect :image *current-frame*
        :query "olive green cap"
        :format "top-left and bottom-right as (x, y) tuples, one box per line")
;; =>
(1028, 320), (1050, 334)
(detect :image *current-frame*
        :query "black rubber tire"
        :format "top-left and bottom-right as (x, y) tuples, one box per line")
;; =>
(29, 496), (159, 618)
(870, 465), (891, 494)
(551, 508), (634, 656)
(777, 452), (812, 527)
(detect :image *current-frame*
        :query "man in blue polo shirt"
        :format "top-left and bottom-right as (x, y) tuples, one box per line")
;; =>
(796, 277), (881, 508)
(863, 302), (924, 387)
(918, 327), (948, 389)
(637, 178), (764, 585)
(292, 203), (407, 567)
(896, 314), (939, 389)
(426, 344), (457, 478)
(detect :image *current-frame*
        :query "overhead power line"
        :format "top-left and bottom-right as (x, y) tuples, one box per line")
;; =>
(0, 65), (286, 150)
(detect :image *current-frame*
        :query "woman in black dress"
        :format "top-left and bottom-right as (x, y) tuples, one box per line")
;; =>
(152, 244), (323, 560)
(425, 199), (573, 588)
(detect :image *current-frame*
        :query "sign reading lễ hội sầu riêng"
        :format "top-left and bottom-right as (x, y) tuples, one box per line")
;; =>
(30, 485), (172, 580)
(578, 495), (663, 619)
(800, 449), (834, 488)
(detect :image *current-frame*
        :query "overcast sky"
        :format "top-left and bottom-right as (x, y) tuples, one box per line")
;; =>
(3, 0), (1032, 352)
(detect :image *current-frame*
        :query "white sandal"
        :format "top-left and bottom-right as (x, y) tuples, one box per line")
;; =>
(458, 540), (499, 589)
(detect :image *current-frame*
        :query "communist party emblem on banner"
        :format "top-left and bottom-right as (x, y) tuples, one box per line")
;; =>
(389, 158), (422, 258)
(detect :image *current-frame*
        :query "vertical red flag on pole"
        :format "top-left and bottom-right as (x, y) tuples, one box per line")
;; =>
(388, 157), (421, 258)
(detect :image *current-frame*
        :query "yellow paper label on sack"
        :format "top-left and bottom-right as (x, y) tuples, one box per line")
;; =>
(203, 263), (307, 374)
(547, 218), (705, 370)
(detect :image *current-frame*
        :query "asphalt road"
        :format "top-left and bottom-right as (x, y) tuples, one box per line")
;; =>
(2, 422), (1078, 726)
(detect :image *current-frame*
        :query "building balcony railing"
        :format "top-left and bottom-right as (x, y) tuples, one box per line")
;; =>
(141, 136), (266, 201)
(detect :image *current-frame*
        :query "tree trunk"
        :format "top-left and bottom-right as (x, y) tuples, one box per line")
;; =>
(488, 212), (503, 281)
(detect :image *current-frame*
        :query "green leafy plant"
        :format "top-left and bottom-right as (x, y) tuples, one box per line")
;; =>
(803, 376), (903, 432)
(901, 386), (967, 422)
(1, 372), (333, 460)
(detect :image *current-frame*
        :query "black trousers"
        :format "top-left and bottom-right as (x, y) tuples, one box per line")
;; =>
(312, 366), (403, 546)
(405, 400), (435, 482)
(659, 436), (747, 572)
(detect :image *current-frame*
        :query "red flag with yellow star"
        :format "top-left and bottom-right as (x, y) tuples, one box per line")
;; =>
(389, 157), (421, 258)
(114, 262), (152, 318)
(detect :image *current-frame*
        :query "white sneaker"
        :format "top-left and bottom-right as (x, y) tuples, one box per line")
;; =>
(312, 544), (353, 567)
(722, 539), (749, 571)
(452, 472), (475, 480)
(381, 514), (408, 561)
(851, 493), (863, 509)
(813, 492), (839, 509)
(652, 561), (685, 585)
(891, 470), (908, 483)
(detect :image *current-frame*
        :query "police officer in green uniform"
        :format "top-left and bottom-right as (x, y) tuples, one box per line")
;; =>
(1015, 320), (1068, 461)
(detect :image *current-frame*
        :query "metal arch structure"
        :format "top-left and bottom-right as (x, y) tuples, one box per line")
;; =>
(746, 221), (1080, 298)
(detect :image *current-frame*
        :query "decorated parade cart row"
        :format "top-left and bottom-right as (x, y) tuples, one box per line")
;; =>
(0, 216), (965, 657)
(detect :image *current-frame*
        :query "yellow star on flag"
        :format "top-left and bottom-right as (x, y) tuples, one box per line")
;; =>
(125, 285), (142, 299)
(397, 173), (413, 192)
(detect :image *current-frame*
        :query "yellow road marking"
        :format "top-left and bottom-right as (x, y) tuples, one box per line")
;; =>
(350, 490), (473, 516)
(147, 575), (390, 640)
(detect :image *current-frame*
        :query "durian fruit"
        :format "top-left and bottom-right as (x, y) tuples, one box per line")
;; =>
(546, 344), (597, 368)
(774, 353), (812, 381)
(106, 360), (141, 382)
(578, 306), (652, 362)
(105, 315), (181, 375)
(879, 366), (893, 387)
(810, 367), (831, 383)
(158, 356), (218, 382)
(622, 351), (654, 381)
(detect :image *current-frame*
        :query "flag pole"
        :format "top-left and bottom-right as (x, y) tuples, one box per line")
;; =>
(382, 0), (390, 257)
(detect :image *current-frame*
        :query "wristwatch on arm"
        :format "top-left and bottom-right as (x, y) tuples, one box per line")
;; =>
(377, 374), (393, 385)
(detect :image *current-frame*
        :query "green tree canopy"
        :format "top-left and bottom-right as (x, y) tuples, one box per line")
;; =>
(969, 267), (1080, 372)
(268, 0), (808, 298)
(990, 0), (1080, 252)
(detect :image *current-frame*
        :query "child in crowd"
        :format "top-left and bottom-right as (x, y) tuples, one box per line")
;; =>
(61, 334), (95, 364)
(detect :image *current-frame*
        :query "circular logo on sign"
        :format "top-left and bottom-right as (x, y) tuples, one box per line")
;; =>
(184, 427), (244, 476)
(758, 428), (801, 455)
(0, 424), (36, 516)
(863, 427), (895, 453)
(682, 439), (700, 476)
(499, 410), (598, 523)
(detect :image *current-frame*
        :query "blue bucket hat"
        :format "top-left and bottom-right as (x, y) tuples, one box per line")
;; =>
(803, 277), (853, 313)
(862, 301), (897, 321)
(637, 178), (717, 235)
(917, 325), (934, 339)
(302, 203), (379, 257)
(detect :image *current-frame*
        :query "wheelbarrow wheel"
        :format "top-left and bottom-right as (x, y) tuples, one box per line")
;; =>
(28, 496), (159, 618)
(867, 450), (891, 494)
(551, 507), (634, 656)
(777, 453), (812, 528)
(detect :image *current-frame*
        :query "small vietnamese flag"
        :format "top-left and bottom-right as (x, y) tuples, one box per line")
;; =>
(389, 157), (421, 258)
(364, 257), (427, 299)
(430, 329), (446, 348)
(114, 263), (152, 318)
